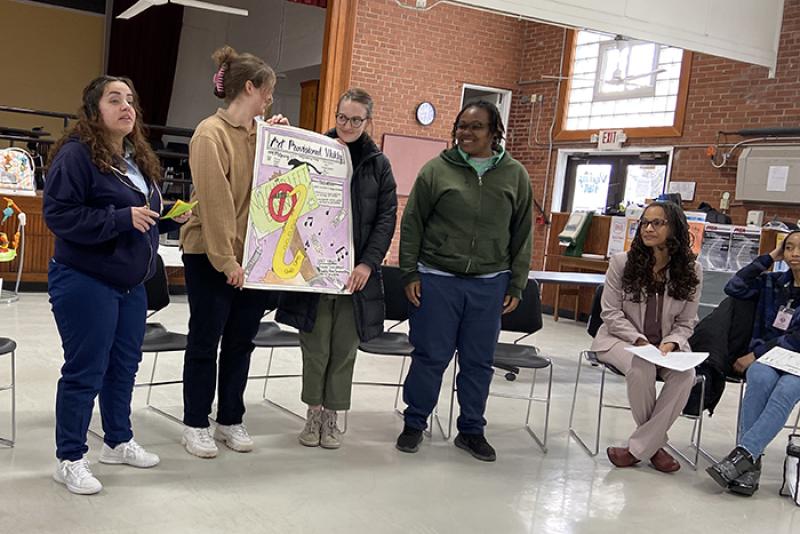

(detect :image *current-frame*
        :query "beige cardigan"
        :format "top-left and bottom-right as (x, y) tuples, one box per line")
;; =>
(591, 252), (703, 353)
(180, 108), (256, 276)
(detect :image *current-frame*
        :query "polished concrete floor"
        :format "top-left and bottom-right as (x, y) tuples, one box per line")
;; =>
(1, 292), (800, 533)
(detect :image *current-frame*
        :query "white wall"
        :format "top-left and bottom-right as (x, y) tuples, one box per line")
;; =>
(166, 0), (326, 129)
(458, 0), (785, 74)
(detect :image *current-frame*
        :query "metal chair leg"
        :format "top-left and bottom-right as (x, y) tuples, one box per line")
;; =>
(146, 352), (160, 407)
(0, 349), (15, 447)
(524, 364), (552, 453)
(393, 356), (408, 412)
(262, 348), (275, 399)
(568, 351), (605, 457)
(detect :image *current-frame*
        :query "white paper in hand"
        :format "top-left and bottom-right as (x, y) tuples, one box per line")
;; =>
(625, 345), (709, 372)
(758, 347), (800, 376)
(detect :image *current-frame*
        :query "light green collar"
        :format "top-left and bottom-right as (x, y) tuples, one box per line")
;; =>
(457, 146), (505, 176)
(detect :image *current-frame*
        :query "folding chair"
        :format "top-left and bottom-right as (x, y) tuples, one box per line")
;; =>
(0, 337), (16, 447)
(568, 284), (713, 469)
(133, 254), (188, 424)
(488, 279), (552, 452)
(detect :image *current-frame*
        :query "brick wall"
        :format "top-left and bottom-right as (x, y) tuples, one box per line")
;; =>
(350, 0), (800, 269)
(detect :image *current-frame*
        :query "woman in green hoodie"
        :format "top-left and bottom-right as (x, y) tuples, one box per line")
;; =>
(396, 101), (533, 462)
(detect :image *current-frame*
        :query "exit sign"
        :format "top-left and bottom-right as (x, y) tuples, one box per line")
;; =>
(597, 129), (626, 150)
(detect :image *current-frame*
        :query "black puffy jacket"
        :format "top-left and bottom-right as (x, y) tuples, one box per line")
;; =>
(276, 131), (398, 341)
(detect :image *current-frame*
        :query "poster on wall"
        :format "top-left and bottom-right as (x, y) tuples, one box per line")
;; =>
(684, 211), (706, 257)
(606, 216), (627, 257)
(242, 123), (354, 294)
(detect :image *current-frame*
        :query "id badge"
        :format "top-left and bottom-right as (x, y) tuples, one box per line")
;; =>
(773, 306), (795, 331)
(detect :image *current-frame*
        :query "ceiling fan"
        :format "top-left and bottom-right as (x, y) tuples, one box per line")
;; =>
(542, 35), (664, 86)
(117, 0), (248, 20)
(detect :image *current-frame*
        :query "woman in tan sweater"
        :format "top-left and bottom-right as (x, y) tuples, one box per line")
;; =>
(180, 46), (287, 458)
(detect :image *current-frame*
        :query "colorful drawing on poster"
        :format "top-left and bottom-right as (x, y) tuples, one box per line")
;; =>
(243, 123), (353, 294)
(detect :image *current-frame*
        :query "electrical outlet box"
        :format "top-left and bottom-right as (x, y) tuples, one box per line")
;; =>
(415, 0), (427, 7)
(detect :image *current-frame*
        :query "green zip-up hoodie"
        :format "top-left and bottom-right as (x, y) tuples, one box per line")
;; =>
(399, 147), (533, 299)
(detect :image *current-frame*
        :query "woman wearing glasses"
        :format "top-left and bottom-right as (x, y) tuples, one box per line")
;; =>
(592, 201), (702, 473)
(396, 101), (532, 462)
(277, 88), (397, 449)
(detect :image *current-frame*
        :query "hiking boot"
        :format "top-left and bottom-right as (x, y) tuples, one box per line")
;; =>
(320, 409), (342, 449)
(299, 408), (323, 447)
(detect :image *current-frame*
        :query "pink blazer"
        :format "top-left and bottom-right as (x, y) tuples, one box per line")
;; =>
(591, 252), (703, 353)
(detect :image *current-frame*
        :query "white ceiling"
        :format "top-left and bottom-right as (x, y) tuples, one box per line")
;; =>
(455, 0), (786, 75)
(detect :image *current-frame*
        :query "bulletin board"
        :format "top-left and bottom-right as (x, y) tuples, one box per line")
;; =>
(381, 134), (449, 196)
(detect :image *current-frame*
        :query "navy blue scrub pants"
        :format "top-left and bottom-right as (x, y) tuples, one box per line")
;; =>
(402, 272), (508, 434)
(182, 254), (275, 428)
(49, 260), (147, 461)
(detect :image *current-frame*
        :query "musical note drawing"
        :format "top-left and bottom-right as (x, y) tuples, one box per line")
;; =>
(303, 216), (314, 227)
(335, 246), (348, 261)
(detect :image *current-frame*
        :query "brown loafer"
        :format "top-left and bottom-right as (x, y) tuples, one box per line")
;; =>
(650, 448), (681, 473)
(607, 446), (640, 468)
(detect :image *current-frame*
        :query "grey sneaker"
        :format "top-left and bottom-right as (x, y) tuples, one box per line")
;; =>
(298, 408), (322, 447)
(320, 409), (342, 449)
(214, 423), (254, 452)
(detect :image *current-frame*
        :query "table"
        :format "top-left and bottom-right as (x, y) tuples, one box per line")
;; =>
(531, 268), (606, 321)
(529, 271), (605, 286)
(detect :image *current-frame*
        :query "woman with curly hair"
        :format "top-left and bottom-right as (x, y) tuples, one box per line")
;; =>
(45, 75), (191, 494)
(591, 201), (702, 473)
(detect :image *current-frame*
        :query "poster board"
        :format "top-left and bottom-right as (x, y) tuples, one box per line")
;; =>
(382, 134), (448, 196)
(242, 123), (354, 294)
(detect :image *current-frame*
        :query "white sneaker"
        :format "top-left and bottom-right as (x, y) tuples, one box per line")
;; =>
(214, 423), (254, 452)
(182, 426), (218, 458)
(99, 439), (160, 468)
(53, 458), (103, 495)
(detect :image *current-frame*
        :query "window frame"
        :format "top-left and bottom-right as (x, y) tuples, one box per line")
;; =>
(555, 30), (693, 141)
(592, 39), (660, 101)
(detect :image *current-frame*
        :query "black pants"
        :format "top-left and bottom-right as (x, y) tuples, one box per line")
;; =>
(182, 254), (276, 428)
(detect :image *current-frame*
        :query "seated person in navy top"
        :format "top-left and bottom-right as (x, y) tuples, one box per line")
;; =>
(707, 231), (800, 496)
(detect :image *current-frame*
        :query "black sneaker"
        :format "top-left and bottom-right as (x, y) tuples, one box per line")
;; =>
(706, 447), (756, 488)
(395, 426), (423, 453)
(454, 432), (496, 462)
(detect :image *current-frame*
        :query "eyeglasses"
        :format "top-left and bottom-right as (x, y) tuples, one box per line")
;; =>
(639, 218), (669, 230)
(335, 113), (367, 128)
(455, 122), (488, 132)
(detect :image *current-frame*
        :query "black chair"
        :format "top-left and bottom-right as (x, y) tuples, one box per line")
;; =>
(487, 279), (553, 452)
(0, 337), (16, 447)
(567, 284), (712, 469)
(351, 265), (456, 437)
(134, 255), (188, 424)
(255, 313), (302, 420)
